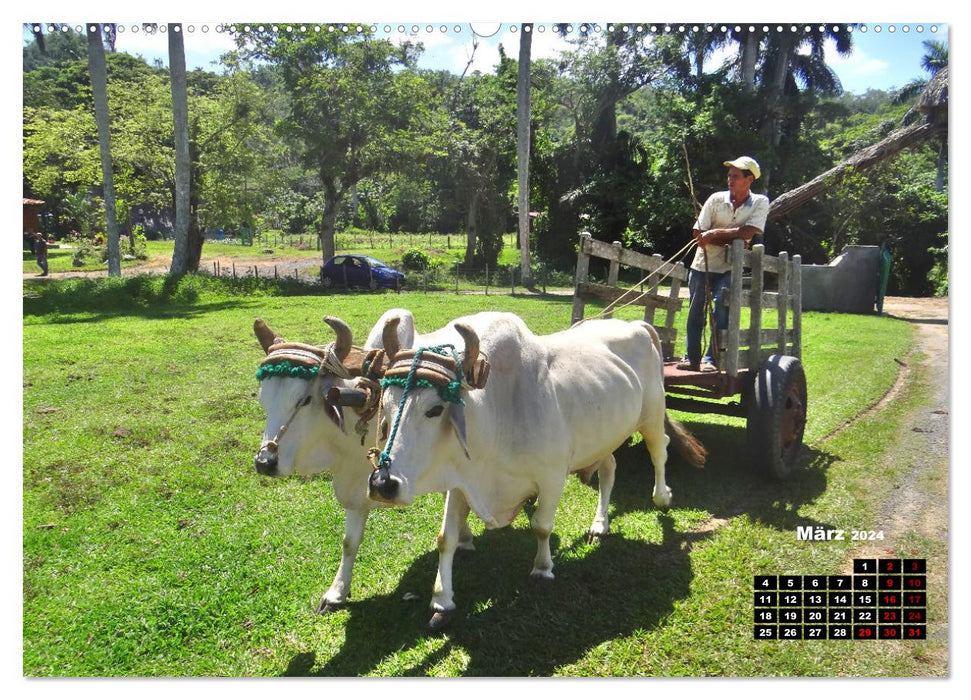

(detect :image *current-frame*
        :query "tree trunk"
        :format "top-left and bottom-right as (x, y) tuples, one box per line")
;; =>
(759, 34), (795, 192)
(768, 122), (937, 222)
(517, 24), (534, 287)
(184, 136), (205, 272)
(465, 189), (480, 267)
(86, 24), (121, 276)
(320, 180), (339, 263)
(740, 31), (759, 93)
(168, 24), (192, 275)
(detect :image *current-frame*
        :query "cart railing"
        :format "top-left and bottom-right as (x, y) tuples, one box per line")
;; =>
(571, 234), (802, 380)
(571, 233), (689, 359)
(718, 238), (802, 378)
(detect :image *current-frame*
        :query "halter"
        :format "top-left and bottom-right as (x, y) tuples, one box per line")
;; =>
(370, 345), (490, 471)
(257, 341), (387, 453)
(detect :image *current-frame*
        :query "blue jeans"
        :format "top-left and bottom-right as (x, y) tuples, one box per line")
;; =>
(685, 268), (730, 365)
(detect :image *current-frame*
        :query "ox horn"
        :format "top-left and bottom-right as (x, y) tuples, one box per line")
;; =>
(323, 316), (353, 361)
(454, 322), (479, 379)
(383, 315), (401, 361)
(254, 318), (283, 354)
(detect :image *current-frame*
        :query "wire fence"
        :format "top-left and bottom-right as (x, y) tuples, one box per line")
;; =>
(205, 258), (572, 296)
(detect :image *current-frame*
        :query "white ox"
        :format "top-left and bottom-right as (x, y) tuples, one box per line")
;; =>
(252, 309), (473, 613)
(367, 311), (706, 628)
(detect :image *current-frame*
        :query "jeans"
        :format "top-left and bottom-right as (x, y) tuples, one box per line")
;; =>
(685, 268), (730, 365)
(37, 254), (48, 276)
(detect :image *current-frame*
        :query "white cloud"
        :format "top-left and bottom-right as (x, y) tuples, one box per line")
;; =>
(824, 42), (889, 78)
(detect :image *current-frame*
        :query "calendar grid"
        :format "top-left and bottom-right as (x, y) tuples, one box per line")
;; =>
(754, 559), (927, 640)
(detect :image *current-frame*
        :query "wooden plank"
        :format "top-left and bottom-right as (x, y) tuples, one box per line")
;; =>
(740, 290), (782, 309)
(748, 244), (764, 372)
(776, 251), (790, 353)
(604, 241), (622, 318)
(576, 282), (683, 312)
(725, 239), (744, 377)
(571, 232), (592, 325)
(661, 260), (684, 359)
(582, 236), (689, 281)
(791, 255), (802, 360)
(642, 252), (662, 326)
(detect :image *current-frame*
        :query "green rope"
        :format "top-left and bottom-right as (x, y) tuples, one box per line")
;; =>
(255, 361), (320, 382)
(377, 344), (463, 470)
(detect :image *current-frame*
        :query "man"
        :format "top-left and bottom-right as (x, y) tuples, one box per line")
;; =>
(677, 156), (769, 372)
(33, 232), (49, 277)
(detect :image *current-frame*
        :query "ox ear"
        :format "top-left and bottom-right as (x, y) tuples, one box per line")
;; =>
(254, 318), (283, 354)
(449, 403), (471, 460)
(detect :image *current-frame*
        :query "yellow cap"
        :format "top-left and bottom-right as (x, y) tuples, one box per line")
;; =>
(723, 156), (761, 179)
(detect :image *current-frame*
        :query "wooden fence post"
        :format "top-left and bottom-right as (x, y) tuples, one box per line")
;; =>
(571, 232), (592, 325)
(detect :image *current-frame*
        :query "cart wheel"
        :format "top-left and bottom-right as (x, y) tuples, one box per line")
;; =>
(748, 355), (807, 479)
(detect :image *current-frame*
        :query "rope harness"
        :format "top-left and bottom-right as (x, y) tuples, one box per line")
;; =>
(368, 345), (490, 472)
(256, 342), (388, 451)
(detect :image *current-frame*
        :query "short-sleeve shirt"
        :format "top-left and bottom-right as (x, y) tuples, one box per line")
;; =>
(689, 191), (770, 274)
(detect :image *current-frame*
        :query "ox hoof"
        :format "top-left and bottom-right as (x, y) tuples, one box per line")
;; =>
(653, 487), (673, 510)
(528, 573), (554, 590)
(586, 528), (609, 545)
(316, 599), (346, 615)
(428, 609), (457, 631)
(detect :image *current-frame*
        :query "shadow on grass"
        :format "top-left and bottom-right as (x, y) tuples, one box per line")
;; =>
(299, 513), (706, 677)
(22, 274), (328, 323)
(609, 420), (841, 534)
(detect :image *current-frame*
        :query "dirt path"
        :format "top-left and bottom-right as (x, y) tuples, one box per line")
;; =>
(845, 296), (949, 659)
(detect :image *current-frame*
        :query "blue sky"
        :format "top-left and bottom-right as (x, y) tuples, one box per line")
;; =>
(38, 21), (945, 96)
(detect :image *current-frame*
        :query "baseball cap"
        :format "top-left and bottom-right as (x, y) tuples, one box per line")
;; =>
(723, 156), (761, 179)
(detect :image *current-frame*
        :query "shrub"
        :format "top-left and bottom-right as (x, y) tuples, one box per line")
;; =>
(401, 248), (430, 271)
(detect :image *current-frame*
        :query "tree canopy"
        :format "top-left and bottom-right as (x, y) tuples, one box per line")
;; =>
(22, 24), (947, 294)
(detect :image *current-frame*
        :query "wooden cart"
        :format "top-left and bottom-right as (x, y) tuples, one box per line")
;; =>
(571, 232), (807, 479)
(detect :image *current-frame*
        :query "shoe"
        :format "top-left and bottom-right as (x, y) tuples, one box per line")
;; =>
(676, 358), (700, 371)
(700, 360), (717, 373)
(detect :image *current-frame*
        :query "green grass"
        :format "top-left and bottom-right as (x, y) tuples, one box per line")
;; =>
(22, 275), (943, 677)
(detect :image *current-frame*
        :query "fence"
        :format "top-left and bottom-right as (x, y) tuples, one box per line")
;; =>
(205, 258), (567, 296)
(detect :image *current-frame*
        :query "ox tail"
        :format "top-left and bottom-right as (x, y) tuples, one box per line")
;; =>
(665, 414), (707, 468)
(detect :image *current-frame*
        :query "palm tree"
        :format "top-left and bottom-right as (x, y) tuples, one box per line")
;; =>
(86, 23), (121, 276)
(168, 23), (192, 274)
(893, 40), (948, 191)
(758, 26), (853, 191)
(517, 23), (534, 287)
(895, 40), (948, 105)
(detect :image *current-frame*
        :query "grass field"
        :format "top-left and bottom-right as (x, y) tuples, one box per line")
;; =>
(22, 275), (944, 677)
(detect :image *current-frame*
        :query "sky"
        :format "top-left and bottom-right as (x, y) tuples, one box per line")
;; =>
(26, 20), (947, 96)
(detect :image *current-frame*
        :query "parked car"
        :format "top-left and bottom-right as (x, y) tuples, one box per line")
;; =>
(320, 255), (406, 290)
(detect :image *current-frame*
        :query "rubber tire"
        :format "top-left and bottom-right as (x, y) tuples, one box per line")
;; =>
(322, 275), (333, 288)
(368, 278), (379, 291)
(747, 354), (807, 480)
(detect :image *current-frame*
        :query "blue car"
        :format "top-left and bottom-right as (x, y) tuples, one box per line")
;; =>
(320, 255), (406, 290)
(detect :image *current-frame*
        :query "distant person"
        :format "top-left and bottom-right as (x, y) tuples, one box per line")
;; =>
(677, 156), (769, 372)
(32, 232), (49, 277)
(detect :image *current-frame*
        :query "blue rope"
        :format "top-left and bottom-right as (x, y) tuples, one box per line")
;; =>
(377, 344), (463, 470)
